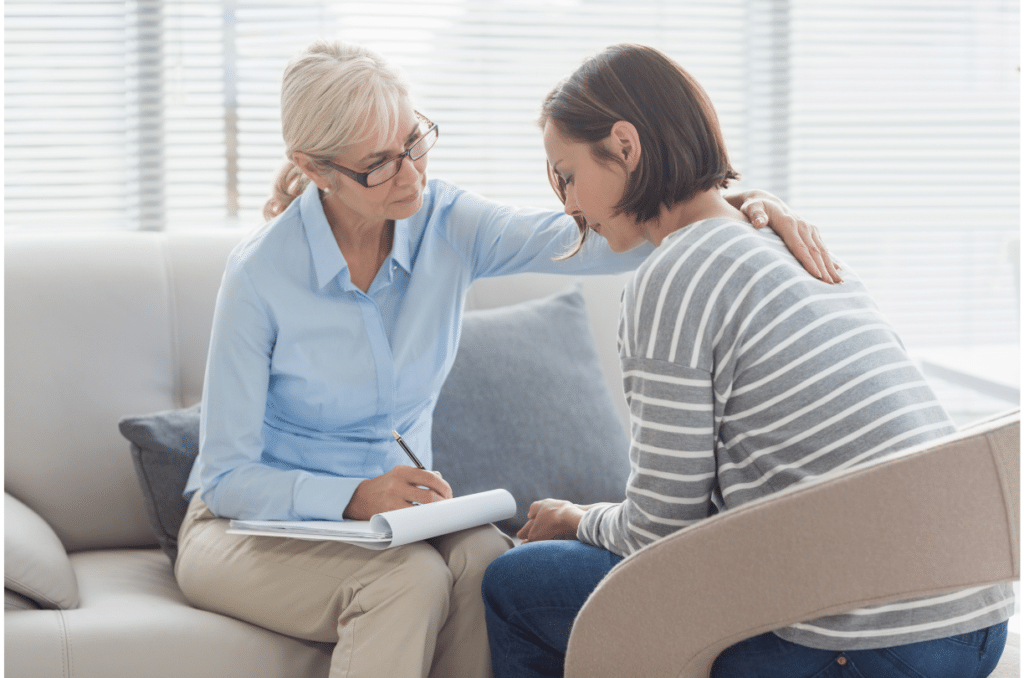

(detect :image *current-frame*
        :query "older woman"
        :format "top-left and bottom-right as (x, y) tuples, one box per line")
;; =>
(174, 40), (838, 678)
(482, 43), (1012, 678)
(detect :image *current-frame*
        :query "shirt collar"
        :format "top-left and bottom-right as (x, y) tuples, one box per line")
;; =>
(300, 182), (347, 290)
(390, 219), (412, 275)
(299, 180), (413, 289)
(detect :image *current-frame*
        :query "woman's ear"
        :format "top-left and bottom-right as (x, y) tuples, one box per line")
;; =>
(609, 121), (641, 172)
(292, 151), (329, 191)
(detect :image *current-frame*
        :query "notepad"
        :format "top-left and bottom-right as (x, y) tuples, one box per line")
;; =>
(227, 488), (516, 550)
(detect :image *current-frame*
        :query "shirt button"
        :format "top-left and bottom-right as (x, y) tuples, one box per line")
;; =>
(836, 656), (847, 666)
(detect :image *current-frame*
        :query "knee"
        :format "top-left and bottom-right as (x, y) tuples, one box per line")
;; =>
(481, 550), (515, 621)
(394, 545), (455, 609)
(352, 543), (455, 620)
(482, 542), (554, 618)
(476, 526), (514, 564)
(447, 525), (513, 580)
(482, 545), (522, 596)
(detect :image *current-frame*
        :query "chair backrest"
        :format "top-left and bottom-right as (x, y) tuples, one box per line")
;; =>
(564, 409), (1020, 678)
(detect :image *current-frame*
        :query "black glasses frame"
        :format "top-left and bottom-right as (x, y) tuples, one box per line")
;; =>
(321, 112), (438, 188)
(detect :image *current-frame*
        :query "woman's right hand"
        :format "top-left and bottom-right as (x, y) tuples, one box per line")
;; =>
(343, 466), (453, 520)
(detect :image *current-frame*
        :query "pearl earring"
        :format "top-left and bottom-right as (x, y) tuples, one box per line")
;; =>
(322, 186), (331, 195)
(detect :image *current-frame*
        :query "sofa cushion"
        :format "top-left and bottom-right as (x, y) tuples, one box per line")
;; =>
(118, 403), (201, 563)
(432, 285), (631, 535)
(4, 492), (80, 609)
(3, 548), (333, 678)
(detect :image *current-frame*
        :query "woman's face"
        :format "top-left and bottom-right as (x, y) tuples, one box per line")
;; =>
(542, 121), (645, 253)
(326, 104), (430, 225)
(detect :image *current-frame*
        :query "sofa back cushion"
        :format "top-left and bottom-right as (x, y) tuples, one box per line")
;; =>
(4, 231), (242, 552)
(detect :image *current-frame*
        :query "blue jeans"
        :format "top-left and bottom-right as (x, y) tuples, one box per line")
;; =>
(711, 623), (1007, 678)
(484, 541), (623, 677)
(482, 540), (1009, 678)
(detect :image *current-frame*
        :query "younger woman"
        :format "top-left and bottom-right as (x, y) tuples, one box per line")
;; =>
(482, 44), (1012, 678)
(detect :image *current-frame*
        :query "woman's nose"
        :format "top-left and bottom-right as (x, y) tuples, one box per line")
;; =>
(398, 153), (425, 185)
(563, 186), (581, 217)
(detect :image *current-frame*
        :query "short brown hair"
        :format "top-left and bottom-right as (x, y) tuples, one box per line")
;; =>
(540, 44), (739, 252)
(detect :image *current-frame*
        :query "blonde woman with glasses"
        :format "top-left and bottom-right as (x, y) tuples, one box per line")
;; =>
(174, 39), (839, 678)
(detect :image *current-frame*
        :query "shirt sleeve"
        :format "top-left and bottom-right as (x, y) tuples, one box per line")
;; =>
(577, 358), (718, 557)
(193, 256), (361, 521)
(427, 182), (653, 279)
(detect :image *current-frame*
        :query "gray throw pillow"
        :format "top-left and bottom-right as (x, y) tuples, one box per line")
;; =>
(118, 403), (200, 563)
(432, 286), (631, 535)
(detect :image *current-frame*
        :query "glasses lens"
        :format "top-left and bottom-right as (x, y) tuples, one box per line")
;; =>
(366, 159), (400, 187)
(410, 126), (438, 160)
(363, 125), (436, 187)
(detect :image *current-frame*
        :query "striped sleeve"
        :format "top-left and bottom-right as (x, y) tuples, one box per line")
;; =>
(577, 359), (717, 556)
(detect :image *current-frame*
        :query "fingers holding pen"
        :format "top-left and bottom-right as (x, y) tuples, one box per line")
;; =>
(389, 429), (451, 500)
(408, 466), (453, 501)
(387, 465), (452, 505)
(344, 465), (452, 520)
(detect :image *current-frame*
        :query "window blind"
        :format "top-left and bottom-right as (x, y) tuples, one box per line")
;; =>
(229, 1), (750, 227)
(4, 1), (1019, 412)
(783, 0), (1020, 353)
(5, 1), (133, 228)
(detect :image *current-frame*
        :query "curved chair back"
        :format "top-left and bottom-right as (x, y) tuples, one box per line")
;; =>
(565, 410), (1020, 678)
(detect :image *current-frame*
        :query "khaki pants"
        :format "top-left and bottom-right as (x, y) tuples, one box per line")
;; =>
(175, 496), (513, 678)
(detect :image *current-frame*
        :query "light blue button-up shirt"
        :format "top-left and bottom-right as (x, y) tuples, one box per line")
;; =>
(185, 178), (649, 520)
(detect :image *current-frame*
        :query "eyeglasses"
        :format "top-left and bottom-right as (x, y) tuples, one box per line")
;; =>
(321, 112), (439, 188)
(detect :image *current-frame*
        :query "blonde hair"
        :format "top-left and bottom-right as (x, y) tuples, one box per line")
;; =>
(263, 40), (410, 220)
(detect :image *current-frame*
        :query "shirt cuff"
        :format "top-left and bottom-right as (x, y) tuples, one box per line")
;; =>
(576, 502), (617, 545)
(292, 473), (364, 521)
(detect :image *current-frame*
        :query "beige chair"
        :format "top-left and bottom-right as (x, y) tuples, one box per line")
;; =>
(565, 409), (1020, 678)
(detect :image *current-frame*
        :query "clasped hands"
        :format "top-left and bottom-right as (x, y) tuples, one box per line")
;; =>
(517, 498), (589, 543)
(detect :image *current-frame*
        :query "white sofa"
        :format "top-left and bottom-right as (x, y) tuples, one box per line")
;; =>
(3, 229), (631, 678)
(6, 229), (1017, 677)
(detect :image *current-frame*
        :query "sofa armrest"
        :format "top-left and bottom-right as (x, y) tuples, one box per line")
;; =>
(5, 493), (79, 609)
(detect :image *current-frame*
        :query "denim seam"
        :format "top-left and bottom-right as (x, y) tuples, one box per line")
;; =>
(876, 647), (929, 678)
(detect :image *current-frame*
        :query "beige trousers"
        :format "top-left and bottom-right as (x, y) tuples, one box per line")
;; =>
(175, 496), (513, 678)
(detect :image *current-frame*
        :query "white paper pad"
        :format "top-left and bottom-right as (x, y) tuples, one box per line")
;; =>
(227, 488), (516, 550)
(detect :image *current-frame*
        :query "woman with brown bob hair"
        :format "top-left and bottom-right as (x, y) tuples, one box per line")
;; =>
(544, 43), (740, 254)
(482, 43), (1011, 678)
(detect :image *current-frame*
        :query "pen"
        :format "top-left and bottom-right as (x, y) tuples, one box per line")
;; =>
(392, 430), (426, 469)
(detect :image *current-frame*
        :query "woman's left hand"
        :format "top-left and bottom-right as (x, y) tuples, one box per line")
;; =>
(727, 189), (843, 284)
(517, 498), (586, 543)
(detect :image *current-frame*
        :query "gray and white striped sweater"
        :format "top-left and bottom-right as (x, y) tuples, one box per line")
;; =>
(577, 218), (1013, 650)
